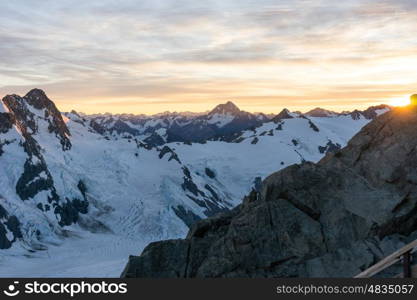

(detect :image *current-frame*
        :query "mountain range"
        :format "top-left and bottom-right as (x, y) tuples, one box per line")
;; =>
(81, 101), (390, 145)
(0, 89), (391, 276)
(122, 102), (417, 278)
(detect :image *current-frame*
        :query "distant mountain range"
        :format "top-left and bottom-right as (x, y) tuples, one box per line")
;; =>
(73, 100), (391, 146)
(0, 89), (391, 276)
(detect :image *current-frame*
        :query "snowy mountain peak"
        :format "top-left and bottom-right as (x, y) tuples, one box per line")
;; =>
(25, 89), (68, 123)
(1, 90), (71, 151)
(209, 101), (241, 116)
(271, 108), (296, 123)
(25, 88), (49, 107)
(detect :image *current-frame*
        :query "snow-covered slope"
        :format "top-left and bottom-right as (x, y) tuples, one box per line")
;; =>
(0, 89), (388, 277)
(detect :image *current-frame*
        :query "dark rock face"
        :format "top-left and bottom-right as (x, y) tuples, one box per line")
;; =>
(318, 140), (341, 154)
(55, 198), (89, 226)
(144, 132), (166, 147)
(89, 119), (106, 135)
(271, 109), (294, 123)
(0, 140), (11, 156)
(0, 204), (22, 249)
(0, 112), (13, 156)
(122, 106), (417, 278)
(178, 166), (231, 222)
(172, 206), (202, 228)
(308, 120), (320, 132)
(111, 119), (140, 136)
(123, 240), (194, 278)
(205, 168), (216, 179)
(0, 112), (13, 134)
(25, 89), (72, 150)
(167, 122), (216, 144)
(209, 101), (241, 115)
(158, 146), (181, 163)
(16, 158), (56, 200)
(181, 167), (203, 197)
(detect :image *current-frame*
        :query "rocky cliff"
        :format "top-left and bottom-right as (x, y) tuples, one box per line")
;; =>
(122, 105), (417, 277)
(0, 89), (88, 250)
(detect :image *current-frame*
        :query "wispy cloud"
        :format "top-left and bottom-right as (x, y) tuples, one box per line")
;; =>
(1, 0), (416, 114)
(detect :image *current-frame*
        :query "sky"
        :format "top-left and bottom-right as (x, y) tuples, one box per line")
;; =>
(0, 0), (416, 114)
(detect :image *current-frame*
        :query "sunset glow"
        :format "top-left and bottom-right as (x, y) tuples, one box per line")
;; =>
(388, 96), (411, 107)
(1, 0), (417, 114)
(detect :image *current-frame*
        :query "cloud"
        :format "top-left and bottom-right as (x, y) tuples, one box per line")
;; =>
(0, 0), (416, 113)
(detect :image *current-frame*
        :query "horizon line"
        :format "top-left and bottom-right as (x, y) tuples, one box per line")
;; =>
(66, 102), (392, 117)
(1, 88), (409, 117)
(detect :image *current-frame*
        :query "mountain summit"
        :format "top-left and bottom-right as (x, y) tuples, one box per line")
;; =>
(2, 89), (71, 150)
(209, 101), (241, 116)
(271, 108), (296, 123)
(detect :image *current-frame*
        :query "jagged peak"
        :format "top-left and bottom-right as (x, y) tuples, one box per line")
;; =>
(25, 88), (47, 99)
(209, 101), (241, 115)
(24, 88), (56, 111)
(271, 108), (295, 123)
(2, 89), (72, 150)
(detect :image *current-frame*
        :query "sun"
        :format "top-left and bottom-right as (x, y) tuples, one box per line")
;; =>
(388, 97), (410, 107)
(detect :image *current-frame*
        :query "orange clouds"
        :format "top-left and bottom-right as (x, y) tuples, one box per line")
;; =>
(1, 0), (417, 114)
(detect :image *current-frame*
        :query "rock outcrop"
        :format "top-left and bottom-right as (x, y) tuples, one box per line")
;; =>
(0, 203), (22, 249)
(3, 89), (71, 151)
(271, 109), (295, 123)
(122, 105), (417, 278)
(208, 101), (241, 116)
